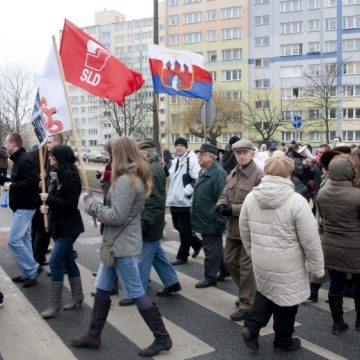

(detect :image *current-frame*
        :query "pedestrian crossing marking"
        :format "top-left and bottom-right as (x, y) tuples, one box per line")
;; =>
(298, 337), (349, 360)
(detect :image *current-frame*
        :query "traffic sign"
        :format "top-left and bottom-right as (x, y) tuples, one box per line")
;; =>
(200, 100), (216, 127)
(292, 115), (302, 129)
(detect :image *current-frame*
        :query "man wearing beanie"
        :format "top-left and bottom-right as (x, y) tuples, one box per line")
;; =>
(216, 139), (263, 321)
(239, 154), (324, 352)
(166, 137), (202, 265)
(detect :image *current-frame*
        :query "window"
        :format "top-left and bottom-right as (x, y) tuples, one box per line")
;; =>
(343, 108), (360, 119)
(255, 0), (269, 3)
(308, 109), (320, 119)
(282, 110), (303, 121)
(343, 131), (360, 142)
(221, 7), (241, 19)
(254, 58), (271, 67)
(255, 79), (270, 88)
(88, 129), (98, 135)
(169, 35), (179, 45)
(326, 63), (337, 75)
(308, 19), (320, 31)
(221, 70), (241, 81)
(169, 0), (178, 4)
(221, 90), (242, 101)
(255, 100), (270, 109)
(281, 88), (304, 99)
(280, 0), (303, 12)
(343, 62), (360, 74)
(183, 0), (201, 4)
(171, 114), (180, 124)
(308, 87), (320, 97)
(207, 50), (217, 62)
(325, 41), (337, 52)
(254, 36), (270, 46)
(183, 12), (202, 24)
(308, 42), (320, 53)
(222, 48), (242, 61)
(343, 16), (360, 31)
(280, 21), (302, 34)
(169, 15), (179, 25)
(209, 71), (217, 81)
(280, 65), (303, 77)
(344, 0), (360, 4)
(281, 44), (303, 56)
(207, 10), (216, 21)
(343, 39), (360, 52)
(307, 64), (321, 75)
(308, 131), (320, 141)
(207, 30), (217, 41)
(183, 32), (202, 44)
(326, 18), (337, 31)
(170, 96), (180, 104)
(221, 27), (242, 40)
(324, 0), (336, 6)
(254, 15), (270, 25)
(281, 131), (303, 142)
(308, 0), (320, 9)
(343, 85), (360, 96)
(171, 134), (180, 143)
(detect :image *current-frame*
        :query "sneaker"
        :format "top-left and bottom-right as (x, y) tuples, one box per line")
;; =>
(0, 292), (3, 308)
(274, 337), (301, 353)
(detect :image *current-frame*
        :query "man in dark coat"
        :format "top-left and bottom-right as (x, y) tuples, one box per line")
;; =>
(2, 133), (41, 287)
(191, 143), (227, 288)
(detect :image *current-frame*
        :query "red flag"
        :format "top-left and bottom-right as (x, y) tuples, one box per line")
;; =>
(60, 19), (144, 106)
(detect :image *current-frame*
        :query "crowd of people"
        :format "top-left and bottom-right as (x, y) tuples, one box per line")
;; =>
(0, 132), (359, 357)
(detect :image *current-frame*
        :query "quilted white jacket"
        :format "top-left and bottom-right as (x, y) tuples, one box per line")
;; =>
(240, 175), (324, 306)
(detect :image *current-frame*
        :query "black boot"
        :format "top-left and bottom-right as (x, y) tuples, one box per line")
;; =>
(328, 295), (349, 335)
(306, 282), (321, 303)
(354, 290), (360, 331)
(138, 305), (172, 357)
(70, 295), (111, 348)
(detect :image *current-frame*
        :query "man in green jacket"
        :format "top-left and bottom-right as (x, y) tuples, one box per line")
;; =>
(192, 143), (227, 288)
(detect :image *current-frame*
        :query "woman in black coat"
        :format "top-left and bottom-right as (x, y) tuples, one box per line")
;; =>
(39, 145), (84, 319)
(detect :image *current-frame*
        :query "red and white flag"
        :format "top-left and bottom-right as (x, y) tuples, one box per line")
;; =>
(60, 19), (144, 106)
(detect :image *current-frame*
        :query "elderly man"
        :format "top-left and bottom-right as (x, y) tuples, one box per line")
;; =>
(216, 139), (263, 321)
(191, 143), (227, 288)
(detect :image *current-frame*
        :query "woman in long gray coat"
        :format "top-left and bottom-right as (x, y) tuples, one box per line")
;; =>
(239, 155), (324, 353)
(71, 137), (172, 357)
(317, 155), (360, 335)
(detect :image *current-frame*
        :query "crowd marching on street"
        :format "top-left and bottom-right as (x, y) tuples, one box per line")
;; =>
(0, 131), (359, 359)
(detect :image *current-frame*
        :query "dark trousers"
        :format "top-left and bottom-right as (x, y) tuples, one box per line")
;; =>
(31, 209), (51, 265)
(170, 207), (202, 260)
(329, 270), (360, 296)
(202, 233), (222, 283)
(245, 291), (298, 348)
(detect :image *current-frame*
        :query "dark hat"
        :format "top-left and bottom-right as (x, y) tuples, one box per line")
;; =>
(174, 137), (188, 148)
(195, 143), (218, 156)
(51, 145), (77, 164)
(232, 139), (254, 152)
(138, 138), (156, 150)
(229, 136), (240, 146)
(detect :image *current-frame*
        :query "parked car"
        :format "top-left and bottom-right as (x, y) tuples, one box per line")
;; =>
(88, 150), (107, 163)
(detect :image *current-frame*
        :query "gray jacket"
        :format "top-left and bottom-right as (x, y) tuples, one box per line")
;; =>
(85, 174), (145, 257)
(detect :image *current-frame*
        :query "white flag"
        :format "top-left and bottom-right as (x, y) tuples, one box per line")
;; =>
(32, 46), (71, 146)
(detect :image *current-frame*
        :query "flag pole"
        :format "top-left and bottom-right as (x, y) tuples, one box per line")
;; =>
(154, 94), (162, 154)
(51, 35), (97, 228)
(39, 146), (49, 232)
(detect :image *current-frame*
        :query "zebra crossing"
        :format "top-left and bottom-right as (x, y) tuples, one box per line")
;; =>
(0, 230), (357, 360)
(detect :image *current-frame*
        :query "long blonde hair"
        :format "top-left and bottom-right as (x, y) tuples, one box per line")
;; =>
(111, 136), (152, 197)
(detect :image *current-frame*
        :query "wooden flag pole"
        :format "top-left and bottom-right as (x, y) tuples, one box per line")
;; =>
(51, 35), (97, 228)
(39, 146), (49, 233)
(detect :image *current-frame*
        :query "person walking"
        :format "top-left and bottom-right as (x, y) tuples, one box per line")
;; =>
(317, 155), (360, 335)
(2, 133), (41, 287)
(240, 154), (324, 352)
(71, 137), (172, 357)
(166, 137), (202, 265)
(39, 145), (84, 319)
(216, 139), (263, 321)
(191, 143), (227, 288)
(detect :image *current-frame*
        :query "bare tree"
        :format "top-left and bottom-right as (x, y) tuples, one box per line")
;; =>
(0, 66), (33, 142)
(102, 87), (153, 140)
(241, 89), (285, 145)
(303, 62), (341, 144)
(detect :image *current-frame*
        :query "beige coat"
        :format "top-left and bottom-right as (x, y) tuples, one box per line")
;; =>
(240, 175), (324, 306)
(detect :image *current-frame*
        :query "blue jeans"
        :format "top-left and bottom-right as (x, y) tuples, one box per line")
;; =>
(95, 257), (145, 299)
(138, 240), (179, 291)
(8, 209), (38, 278)
(50, 235), (80, 282)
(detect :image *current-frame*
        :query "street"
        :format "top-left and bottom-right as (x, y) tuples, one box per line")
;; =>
(0, 193), (359, 360)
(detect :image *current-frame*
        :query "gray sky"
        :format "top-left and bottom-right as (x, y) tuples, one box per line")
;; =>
(0, 0), (154, 74)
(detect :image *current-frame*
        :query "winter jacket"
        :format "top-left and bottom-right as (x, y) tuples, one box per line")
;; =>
(240, 175), (324, 306)
(316, 157), (360, 274)
(217, 160), (263, 239)
(142, 153), (166, 241)
(85, 167), (145, 258)
(8, 147), (39, 211)
(191, 162), (227, 235)
(45, 170), (84, 239)
(0, 148), (8, 169)
(166, 151), (200, 208)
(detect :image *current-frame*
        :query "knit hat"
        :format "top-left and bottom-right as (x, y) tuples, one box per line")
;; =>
(264, 155), (294, 178)
(329, 155), (355, 181)
(51, 145), (77, 165)
(138, 138), (156, 150)
(174, 137), (188, 148)
(229, 136), (240, 146)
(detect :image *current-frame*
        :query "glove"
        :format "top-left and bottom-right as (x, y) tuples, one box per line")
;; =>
(215, 204), (232, 217)
(95, 171), (102, 180)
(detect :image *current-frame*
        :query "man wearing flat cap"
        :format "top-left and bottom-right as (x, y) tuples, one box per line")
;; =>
(191, 143), (227, 288)
(216, 139), (264, 321)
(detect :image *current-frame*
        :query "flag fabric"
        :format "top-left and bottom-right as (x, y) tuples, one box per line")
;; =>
(32, 46), (72, 147)
(60, 19), (144, 106)
(148, 44), (213, 101)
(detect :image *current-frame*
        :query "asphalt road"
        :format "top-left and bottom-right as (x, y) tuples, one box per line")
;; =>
(0, 193), (359, 360)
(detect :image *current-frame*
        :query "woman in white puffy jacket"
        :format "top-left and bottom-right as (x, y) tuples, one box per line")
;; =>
(239, 154), (324, 353)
